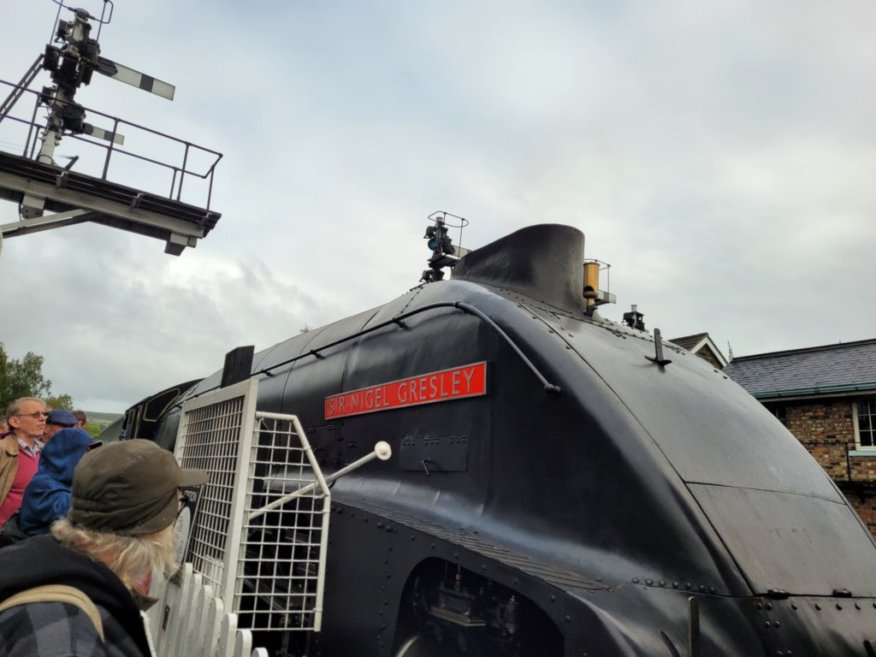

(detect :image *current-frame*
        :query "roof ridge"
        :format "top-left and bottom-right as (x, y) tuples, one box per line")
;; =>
(729, 338), (876, 363)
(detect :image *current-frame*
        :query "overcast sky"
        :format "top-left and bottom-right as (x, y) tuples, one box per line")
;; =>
(2, 0), (875, 412)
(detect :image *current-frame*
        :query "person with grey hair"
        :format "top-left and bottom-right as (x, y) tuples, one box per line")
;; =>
(0, 397), (48, 527)
(0, 439), (207, 656)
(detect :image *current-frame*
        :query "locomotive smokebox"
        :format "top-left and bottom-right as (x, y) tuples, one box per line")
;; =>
(453, 224), (586, 314)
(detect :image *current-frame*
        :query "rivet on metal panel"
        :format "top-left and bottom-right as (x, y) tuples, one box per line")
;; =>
(709, 587), (716, 594)
(765, 603), (772, 610)
(673, 581), (679, 589)
(755, 602), (763, 610)
(632, 578), (639, 584)
(773, 621), (780, 628)
(791, 603), (798, 611)
(565, 615), (571, 623)
(815, 603), (822, 611)
(836, 604), (842, 610)
(659, 581), (665, 587)
(550, 595), (556, 602)
(763, 621), (771, 629)
(646, 579), (653, 586)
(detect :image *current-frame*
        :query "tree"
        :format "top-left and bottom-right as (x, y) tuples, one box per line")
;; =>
(45, 394), (74, 410)
(0, 343), (72, 412)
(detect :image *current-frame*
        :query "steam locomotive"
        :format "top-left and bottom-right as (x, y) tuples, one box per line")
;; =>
(127, 224), (876, 656)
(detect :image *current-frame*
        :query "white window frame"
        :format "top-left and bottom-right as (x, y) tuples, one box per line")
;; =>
(853, 398), (876, 450)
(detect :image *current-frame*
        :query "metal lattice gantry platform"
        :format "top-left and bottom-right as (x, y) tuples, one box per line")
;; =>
(0, 80), (222, 255)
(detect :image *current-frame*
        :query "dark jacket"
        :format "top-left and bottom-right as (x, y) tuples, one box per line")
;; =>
(0, 535), (152, 656)
(19, 429), (93, 535)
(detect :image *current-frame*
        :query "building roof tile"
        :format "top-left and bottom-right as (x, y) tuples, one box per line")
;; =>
(723, 339), (876, 397)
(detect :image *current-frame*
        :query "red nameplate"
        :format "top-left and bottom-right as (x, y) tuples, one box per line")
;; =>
(325, 362), (487, 420)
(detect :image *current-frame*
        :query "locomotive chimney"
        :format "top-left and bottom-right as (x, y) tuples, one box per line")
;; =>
(452, 224), (586, 313)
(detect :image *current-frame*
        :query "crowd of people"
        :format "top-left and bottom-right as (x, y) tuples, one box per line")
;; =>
(0, 396), (207, 657)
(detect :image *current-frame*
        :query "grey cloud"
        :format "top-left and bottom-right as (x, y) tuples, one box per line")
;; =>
(2, 0), (876, 410)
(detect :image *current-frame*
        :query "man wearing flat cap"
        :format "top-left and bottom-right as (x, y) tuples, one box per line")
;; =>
(0, 439), (207, 656)
(43, 408), (78, 442)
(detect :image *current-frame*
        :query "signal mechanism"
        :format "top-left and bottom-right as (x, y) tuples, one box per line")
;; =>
(0, 1), (222, 255)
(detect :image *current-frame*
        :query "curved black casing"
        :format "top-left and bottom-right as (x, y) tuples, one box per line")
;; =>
(150, 225), (876, 656)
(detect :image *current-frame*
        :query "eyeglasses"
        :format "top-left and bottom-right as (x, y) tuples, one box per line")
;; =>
(177, 493), (189, 519)
(15, 412), (48, 419)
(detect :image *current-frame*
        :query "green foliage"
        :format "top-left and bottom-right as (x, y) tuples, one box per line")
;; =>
(44, 394), (73, 410)
(82, 422), (102, 438)
(0, 343), (72, 412)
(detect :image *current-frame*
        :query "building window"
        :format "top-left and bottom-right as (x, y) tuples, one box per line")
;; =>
(855, 399), (876, 449)
(770, 405), (787, 427)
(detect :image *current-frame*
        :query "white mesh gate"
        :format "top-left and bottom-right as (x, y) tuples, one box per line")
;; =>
(174, 378), (391, 634)
(174, 378), (330, 632)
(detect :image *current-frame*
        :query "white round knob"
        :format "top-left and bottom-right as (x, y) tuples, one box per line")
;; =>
(374, 441), (392, 461)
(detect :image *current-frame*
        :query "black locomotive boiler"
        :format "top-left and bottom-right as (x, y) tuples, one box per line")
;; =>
(136, 224), (876, 656)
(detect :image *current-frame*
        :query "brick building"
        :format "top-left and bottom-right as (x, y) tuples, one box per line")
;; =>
(723, 339), (876, 535)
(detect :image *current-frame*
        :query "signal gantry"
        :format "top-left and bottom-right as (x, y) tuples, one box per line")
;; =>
(0, 1), (222, 255)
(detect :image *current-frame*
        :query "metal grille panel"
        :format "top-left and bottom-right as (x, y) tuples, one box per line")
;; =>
(174, 379), (331, 632)
(238, 413), (331, 631)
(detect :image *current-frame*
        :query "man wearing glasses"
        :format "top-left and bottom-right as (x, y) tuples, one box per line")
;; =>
(0, 397), (48, 526)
